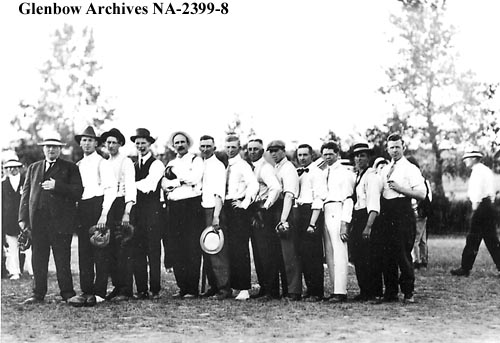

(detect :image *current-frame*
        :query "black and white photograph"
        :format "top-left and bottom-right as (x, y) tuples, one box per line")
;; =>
(1, 0), (499, 342)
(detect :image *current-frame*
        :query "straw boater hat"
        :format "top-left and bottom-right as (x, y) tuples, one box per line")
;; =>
(3, 159), (23, 168)
(200, 226), (225, 255)
(352, 142), (372, 155)
(75, 126), (99, 144)
(100, 128), (126, 146)
(37, 138), (65, 146)
(169, 131), (193, 149)
(373, 157), (389, 169)
(130, 128), (156, 144)
(462, 150), (483, 160)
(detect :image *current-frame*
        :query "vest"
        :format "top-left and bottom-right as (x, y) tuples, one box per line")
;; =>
(135, 155), (161, 208)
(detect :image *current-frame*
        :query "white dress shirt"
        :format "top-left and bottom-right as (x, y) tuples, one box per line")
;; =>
(274, 158), (299, 199)
(296, 163), (327, 210)
(8, 174), (20, 192)
(381, 156), (425, 200)
(201, 154), (226, 209)
(253, 157), (281, 208)
(468, 162), (494, 210)
(108, 151), (136, 204)
(324, 160), (355, 223)
(353, 167), (383, 214)
(225, 154), (259, 210)
(135, 152), (165, 194)
(165, 152), (203, 201)
(77, 151), (118, 215)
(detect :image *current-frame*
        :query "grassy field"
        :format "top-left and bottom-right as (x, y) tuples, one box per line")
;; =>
(2, 236), (500, 343)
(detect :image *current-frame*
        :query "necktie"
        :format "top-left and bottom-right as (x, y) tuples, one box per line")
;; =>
(297, 167), (309, 177)
(139, 158), (143, 169)
(386, 161), (396, 180)
(46, 161), (55, 172)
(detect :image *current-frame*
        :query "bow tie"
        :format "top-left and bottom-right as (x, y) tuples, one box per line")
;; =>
(297, 167), (309, 176)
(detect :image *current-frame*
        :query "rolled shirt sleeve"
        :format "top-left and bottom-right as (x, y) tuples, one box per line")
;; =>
(136, 159), (165, 194)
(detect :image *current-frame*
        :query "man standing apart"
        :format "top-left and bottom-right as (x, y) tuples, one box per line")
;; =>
(350, 142), (383, 301)
(247, 138), (281, 300)
(321, 141), (355, 303)
(131, 128), (164, 299)
(199, 135), (231, 300)
(162, 131), (204, 298)
(379, 133), (425, 303)
(267, 140), (301, 301)
(451, 150), (500, 277)
(19, 137), (83, 304)
(100, 128), (137, 302)
(295, 144), (327, 302)
(69, 126), (117, 307)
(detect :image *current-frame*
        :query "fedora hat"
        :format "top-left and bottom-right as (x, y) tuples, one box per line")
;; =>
(169, 131), (193, 149)
(352, 142), (372, 155)
(100, 128), (126, 146)
(130, 128), (156, 143)
(89, 225), (110, 248)
(75, 126), (99, 144)
(200, 226), (224, 255)
(462, 150), (483, 160)
(37, 138), (65, 146)
(3, 159), (23, 168)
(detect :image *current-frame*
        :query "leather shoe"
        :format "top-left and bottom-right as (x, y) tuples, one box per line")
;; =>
(284, 294), (301, 301)
(450, 268), (470, 277)
(182, 293), (198, 299)
(133, 292), (150, 300)
(68, 295), (86, 307)
(23, 296), (44, 305)
(105, 288), (119, 301)
(304, 295), (322, 302)
(328, 294), (347, 303)
(200, 288), (218, 298)
(403, 295), (415, 303)
(111, 295), (130, 302)
(85, 295), (97, 307)
(172, 291), (185, 299)
(151, 292), (161, 300)
(352, 294), (369, 302)
(374, 295), (399, 304)
(212, 289), (231, 300)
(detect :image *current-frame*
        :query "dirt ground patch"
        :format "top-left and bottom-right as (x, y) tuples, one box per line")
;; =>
(2, 236), (499, 343)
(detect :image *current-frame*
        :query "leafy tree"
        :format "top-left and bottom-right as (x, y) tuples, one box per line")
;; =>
(11, 24), (114, 162)
(379, 0), (497, 196)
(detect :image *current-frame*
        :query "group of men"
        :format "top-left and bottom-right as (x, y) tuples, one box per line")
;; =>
(11, 127), (500, 306)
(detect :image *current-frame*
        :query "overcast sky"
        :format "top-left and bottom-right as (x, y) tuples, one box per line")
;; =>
(1, 0), (499, 156)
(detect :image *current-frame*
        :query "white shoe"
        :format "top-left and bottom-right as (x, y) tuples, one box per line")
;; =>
(235, 290), (250, 301)
(9, 274), (20, 280)
(95, 295), (105, 303)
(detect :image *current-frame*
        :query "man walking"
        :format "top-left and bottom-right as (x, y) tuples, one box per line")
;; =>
(451, 150), (500, 277)
(19, 137), (83, 304)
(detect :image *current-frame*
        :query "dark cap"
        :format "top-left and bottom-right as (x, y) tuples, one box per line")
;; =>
(266, 140), (286, 151)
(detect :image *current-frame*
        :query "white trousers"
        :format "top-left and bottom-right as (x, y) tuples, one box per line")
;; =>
(323, 203), (348, 295)
(5, 234), (32, 276)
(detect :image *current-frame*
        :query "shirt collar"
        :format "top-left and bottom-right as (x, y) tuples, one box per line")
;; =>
(139, 152), (152, 162)
(228, 154), (242, 166)
(275, 157), (288, 169)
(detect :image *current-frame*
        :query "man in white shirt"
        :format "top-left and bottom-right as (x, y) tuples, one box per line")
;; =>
(130, 128), (164, 300)
(223, 135), (259, 301)
(378, 133), (425, 304)
(295, 144), (327, 302)
(68, 126), (117, 307)
(199, 135), (231, 300)
(100, 128), (137, 302)
(349, 142), (383, 302)
(247, 138), (282, 300)
(321, 141), (355, 303)
(162, 131), (204, 298)
(451, 150), (500, 277)
(268, 140), (301, 301)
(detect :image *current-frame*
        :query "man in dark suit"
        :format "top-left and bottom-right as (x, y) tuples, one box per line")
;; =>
(19, 137), (83, 304)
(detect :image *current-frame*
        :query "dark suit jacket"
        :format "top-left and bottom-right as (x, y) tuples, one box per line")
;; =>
(2, 175), (24, 236)
(19, 158), (83, 234)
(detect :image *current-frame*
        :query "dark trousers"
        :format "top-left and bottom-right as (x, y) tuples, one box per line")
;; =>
(274, 199), (302, 296)
(161, 202), (174, 270)
(295, 204), (324, 297)
(202, 208), (230, 292)
(461, 198), (500, 271)
(351, 208), (381, 298)
(105, 197), (134, 297)
(168, 196), (203, 295)
(76, 196), (109, 296)
(250, 202), (281, 297)
(31, 210), (75, 300)
(132, 203), (162, 294)
(379, 197), (416, 298)
(223, 200), (252, 290)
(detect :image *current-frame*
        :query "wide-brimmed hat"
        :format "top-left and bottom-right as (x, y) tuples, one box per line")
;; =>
(266, 140), (286, 151)
(352, 142), (372, 155)
(3, 159), (23, 168)
(75, 126), (99, 144)
(462, 150), (483, 160)
(200, 226), (224, 255)
(130, 128), (156, 143)
(37, 138), (65, 146)
(89, 225), (110, 248)
(100, 128), (126, 146)
(373, 157), (389, 169)
(169, 131), (193, 149)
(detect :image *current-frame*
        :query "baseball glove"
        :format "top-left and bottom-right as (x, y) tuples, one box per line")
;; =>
(89, 225), (110, 248)
(275, 221), (291, 238)
(18, 230), (31, 252)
